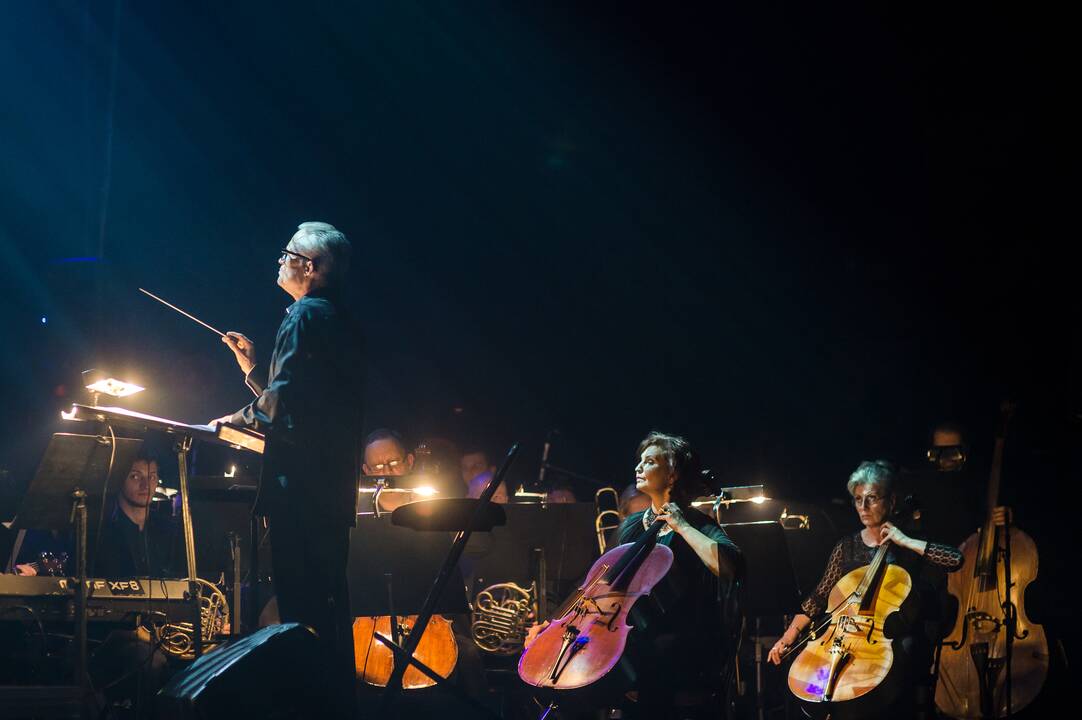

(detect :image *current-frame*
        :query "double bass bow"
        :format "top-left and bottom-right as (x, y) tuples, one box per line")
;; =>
(936, 403), (1047, 718)
(517, 514), (673, 690)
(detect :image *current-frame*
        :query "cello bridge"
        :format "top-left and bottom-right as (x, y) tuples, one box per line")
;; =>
(581, 597), (615, 617)
(966, 611), (1001, 636)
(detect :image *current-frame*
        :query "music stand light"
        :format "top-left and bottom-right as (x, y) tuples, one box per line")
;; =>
(82, 368), (145, 406)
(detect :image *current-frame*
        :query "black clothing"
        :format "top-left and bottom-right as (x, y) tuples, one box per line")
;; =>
(230, 288), (364, 527)
(800, 531), (963, 619)
(616, 508), (743, 718)
(94, 504), (184, 579)
(228, 287), (363, 717)
(903, 466), (986, 549)
(11, 505), (183, 579)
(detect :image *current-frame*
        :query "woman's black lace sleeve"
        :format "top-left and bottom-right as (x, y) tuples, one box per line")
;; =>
(800, 540), (846, 617)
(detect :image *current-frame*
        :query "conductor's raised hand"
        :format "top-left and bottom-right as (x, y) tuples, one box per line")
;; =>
(222, 331), (256, 375)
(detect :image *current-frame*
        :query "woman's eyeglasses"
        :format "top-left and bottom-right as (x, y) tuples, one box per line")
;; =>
(853, 494), (884, 508)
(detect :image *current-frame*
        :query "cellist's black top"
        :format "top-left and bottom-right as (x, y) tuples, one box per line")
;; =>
(800, 531), (963, 618)
(617, 507), (743, 641)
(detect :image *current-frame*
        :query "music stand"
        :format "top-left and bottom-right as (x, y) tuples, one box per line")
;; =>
(348, 514), (472, 618)
(9, 432), (142, 695)
(376, 444), (521, 718)
(721, 520), (803, 720)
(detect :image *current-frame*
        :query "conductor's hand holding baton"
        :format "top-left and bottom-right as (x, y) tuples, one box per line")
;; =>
(209, 331), (256, 427)
(222, 331), (256, 375)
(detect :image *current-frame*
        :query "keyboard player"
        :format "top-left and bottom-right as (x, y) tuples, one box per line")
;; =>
(5, 451), (184, 715)
(10, 451), (183, 578)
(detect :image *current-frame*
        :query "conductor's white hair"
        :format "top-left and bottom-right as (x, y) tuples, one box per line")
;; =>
(292, 221), (351, 286)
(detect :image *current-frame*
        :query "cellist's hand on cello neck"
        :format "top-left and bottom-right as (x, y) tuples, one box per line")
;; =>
(657, 502), (727, 576)
(656, 502), (691, 533)
(878, 521), (929, 555)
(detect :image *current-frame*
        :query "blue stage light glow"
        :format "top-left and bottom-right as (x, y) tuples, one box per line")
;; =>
(53, 256), (102, 264)
(41, 316), (47, 324)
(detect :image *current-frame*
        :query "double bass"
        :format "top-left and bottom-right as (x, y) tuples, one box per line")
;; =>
(786, 538), (912, 711)
(936, 404), (1047, 718)
(518, 515), (673, 691)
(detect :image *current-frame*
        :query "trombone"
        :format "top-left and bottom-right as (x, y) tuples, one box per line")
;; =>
(595, 486), (622, 554)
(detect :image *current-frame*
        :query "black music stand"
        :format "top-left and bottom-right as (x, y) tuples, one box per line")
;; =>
(459, 502), (596, 603)
(186, 476), (259, 637)
(721, 520), (803, 720)
(348, 516), (472, 619)
(9, 432), (142, 696)
(375, 444), (520, 718)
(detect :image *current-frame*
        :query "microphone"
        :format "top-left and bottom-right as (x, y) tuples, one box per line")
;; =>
(538, 430), (557, 487)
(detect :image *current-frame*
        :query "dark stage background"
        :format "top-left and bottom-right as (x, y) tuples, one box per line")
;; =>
(0, 0), (1075, 662)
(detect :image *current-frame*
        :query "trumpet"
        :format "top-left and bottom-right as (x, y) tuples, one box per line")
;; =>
(595, 486), (622, 554)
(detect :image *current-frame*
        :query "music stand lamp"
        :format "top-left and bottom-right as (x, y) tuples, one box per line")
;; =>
(81, 368), (145, 407)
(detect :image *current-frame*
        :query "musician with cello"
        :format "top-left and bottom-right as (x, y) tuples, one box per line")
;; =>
(768, 460), (964, 717)
(614, 431), (744, 717)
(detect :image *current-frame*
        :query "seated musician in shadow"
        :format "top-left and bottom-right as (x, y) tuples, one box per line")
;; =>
(364, 429), (467, 502)
(767, 460), (965, 718)
(617, 482), (650, 518)
(7, 451), (184, 716)
(466, 470), (508, 503)
(357, 429), (487, 704)
(90, 451), (185, 717)
(11, 451), (183, 577)
(615, 431), (744, 718)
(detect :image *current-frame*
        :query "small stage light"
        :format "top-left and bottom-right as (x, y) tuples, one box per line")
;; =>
(81, 368), (145, 404)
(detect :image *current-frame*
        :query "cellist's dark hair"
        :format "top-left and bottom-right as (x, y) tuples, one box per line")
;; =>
(636, 431), (705, 503)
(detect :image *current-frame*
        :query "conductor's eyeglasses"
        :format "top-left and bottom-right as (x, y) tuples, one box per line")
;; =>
(280, 248), (314, 266)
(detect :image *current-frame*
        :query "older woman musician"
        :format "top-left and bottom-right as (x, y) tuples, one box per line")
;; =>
(767, 460), (964, 716)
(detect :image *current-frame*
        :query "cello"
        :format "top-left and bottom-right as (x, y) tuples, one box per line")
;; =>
(353, 614), (459, 689)
(936, 403), (1047, 718)
(785, 537), (912, 711)
(518, 515), (673, 691)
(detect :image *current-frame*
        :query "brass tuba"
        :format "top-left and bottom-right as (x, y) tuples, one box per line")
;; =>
(470, 581), (535, 655)
(159, 578), (230, 659)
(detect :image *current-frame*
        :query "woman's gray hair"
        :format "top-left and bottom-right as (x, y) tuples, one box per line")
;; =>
(846, 460), (897, 498)
(293, 221), (351, 286)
